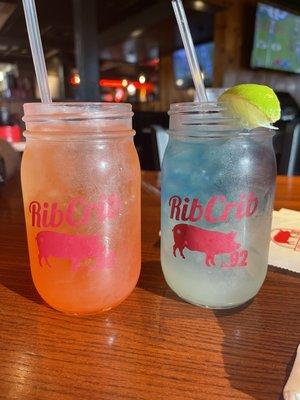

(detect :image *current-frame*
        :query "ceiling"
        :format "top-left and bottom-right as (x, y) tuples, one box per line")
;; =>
(0, 0), (216, 67)
(0, 0), (299, 72)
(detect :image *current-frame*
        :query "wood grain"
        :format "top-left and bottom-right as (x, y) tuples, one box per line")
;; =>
(0, 172), (299, 400)
(275, 176), (300, 211)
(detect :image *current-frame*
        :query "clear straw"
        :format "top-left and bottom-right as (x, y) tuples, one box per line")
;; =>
(172, 0), (207, 102)
(22, 0), (52, 103)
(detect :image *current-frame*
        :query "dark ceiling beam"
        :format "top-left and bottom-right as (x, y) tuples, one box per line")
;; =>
(0, 2), (23, 35)
(97, 1), (173, 49)
(0, 34), (27, 48)
(0, 0), (20, 3)
(0, 2), (17, 30)
(0, 34), (72, 51)
(0, 54), (31, 63)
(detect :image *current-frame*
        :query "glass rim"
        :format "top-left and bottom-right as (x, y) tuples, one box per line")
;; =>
(168, 101), (276, 135)
(23, 102), (133, 122)
(168, 101), (226, 114)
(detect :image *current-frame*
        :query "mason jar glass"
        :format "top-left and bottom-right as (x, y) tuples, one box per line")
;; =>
(161, 102), (276, 309)
(21, 103), (141, 314)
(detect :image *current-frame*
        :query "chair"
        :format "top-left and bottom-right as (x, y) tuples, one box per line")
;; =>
(133, 111), (169, 170)
(152, 124), (169, 168)
(0, 139), (20, 182)
(278, 120), (300, 175)
(273, 92), (300, 175)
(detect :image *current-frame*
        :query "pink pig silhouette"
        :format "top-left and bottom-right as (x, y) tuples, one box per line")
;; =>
(172, 223), (241, 266)
(36, 231), (114, 271)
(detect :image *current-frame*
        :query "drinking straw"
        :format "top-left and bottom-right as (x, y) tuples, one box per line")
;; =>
(171, 0), (207, 102)
(22, 0), (52, 103)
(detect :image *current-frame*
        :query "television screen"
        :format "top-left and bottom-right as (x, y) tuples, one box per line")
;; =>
(251, 3), (300, 73)
(173, 42), (214, 87)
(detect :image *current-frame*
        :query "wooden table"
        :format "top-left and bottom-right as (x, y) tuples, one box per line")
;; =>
(0, 172), (299, 400)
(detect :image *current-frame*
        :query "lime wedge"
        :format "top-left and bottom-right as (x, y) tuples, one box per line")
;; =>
(218, 84), (281, 130)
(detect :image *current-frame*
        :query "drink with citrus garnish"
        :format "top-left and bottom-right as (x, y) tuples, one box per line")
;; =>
(21, 103), (140, 314)
(161, 85), (280, 309)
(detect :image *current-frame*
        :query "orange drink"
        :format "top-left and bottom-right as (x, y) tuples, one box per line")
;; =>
(21, 103), (140, 314)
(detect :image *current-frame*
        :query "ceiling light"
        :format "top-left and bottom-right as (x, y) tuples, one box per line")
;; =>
(115, 88), (125, 103)
(127, 83), (136, 95)
(176, 78), (184, 87)
(70, 72), (80, 86)
(193, 0), (206, 11)
(130, 28), (143, 38)
(138, 74), (146, 84)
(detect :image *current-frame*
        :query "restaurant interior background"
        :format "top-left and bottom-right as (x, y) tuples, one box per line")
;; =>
(0, 0), (299, 174)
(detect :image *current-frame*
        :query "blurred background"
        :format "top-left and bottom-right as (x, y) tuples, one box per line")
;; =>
(0, 0), (299, 174)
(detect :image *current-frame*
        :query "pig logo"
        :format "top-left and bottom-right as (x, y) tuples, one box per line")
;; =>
(36, 231), (114, 271)
(273, 230), (292, 244)
(271, 228), (300, 250)
(172, 223), (241, 266)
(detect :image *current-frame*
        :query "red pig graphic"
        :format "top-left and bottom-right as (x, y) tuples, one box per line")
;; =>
(36, 231), (114, 271)
(172, 223), (241, 266)
(273, 230), (291, 244)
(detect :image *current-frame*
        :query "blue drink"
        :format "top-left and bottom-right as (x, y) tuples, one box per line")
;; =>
(161, 102), (276, 309)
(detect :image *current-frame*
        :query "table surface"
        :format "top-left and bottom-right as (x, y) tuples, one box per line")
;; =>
(0, 172), (299, 400)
